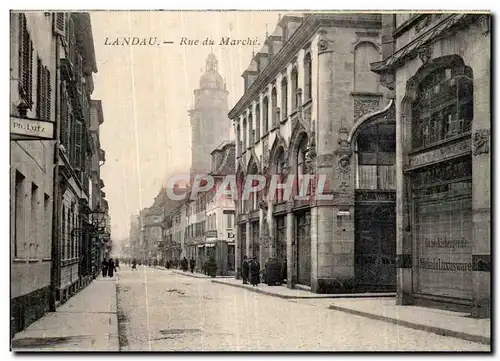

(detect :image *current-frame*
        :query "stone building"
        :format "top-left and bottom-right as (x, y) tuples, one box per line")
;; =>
(189, 53), (231, 176)
(229, 13), (395, 293)
(369, 13), (491, 316)
(53, 12), (99, 304)
(10, 11), (57, 334)
(205, 141), (237, 275)
(89, 99), (108, 274)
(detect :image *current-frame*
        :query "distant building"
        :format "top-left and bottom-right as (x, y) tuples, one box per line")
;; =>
(189, 53), (231, 176)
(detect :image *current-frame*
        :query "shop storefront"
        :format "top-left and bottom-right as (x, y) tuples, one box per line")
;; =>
(275, 216), (287, 267)
(410, 156), (473, 300)
(251, 221), (260, 259)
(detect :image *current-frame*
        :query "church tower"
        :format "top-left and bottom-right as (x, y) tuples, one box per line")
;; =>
(189, 53), (230, 177)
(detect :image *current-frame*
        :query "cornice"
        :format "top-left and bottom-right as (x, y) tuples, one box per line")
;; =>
(229, 14), (381, 119)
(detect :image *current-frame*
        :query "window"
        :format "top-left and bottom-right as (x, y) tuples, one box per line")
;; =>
(18, 14), (33, 108)
(237, 124), (242, 156)
(275, 148), (286, 202)
(227, 213), (233, 229)
(357, 124), (396, 190)
(14, 171), (25, 258)
(30, 183), (38, 259)
(291, 67), (299, 110)
(249, 163), (259, 211)
(281, 77), (288, 120)
(255, 104), (260, 139)
(248, 113), (254, 145)
(36, 58), (52, 121)
(296, 136), (311, 196)
(271, 87), (277, 126)
(412, 65), (473, 149)
(304, 53), (312, 101)
(242, 118), (247, 150)
(263, 97), (269, 133)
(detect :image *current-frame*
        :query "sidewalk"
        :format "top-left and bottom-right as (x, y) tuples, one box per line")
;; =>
(170, 269), (234, 279)
(11, 277), (119, 352)
(212, 277), (396, 299)
(328, 298), (491, 346)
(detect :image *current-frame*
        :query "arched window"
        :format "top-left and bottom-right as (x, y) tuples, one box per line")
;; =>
(357, 124), (396, 190)
(263, 96), (269, 133)
(255, 104), (260, 140)
(271, 87), (277, 126)
(248, 113), (253, 145)
(296, 135), (310, 196)
(275, 148), (286, 202)
(236, 124), (241, 156)
(291, 67), (299, 111)
(242, 118), (247, 150)
(249, 163), (259, 211)
(304, 52), (312, 101)
(281, 77), (288, 120)
(412, 65), (473, 149)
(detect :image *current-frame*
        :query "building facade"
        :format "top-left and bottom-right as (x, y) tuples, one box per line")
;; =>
(205, 141), (237, 275)
(10, 11), (57, 334)
(229, 13), (396, 293)
(370, 13), (491, 316)
(189, 53), (231, 176)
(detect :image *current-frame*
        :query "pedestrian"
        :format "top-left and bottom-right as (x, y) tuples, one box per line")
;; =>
(241, 255), (249, 285)
(174, 257), (179, 269)
(181, 257), (189, 272)
(189, 258), (195, 273)
(115, 259), (120, 268)
(131, 259), (137, 270)
(107, 258), (116, 278)
(249, 257), (260, 287)
(101, 259), (108, 278)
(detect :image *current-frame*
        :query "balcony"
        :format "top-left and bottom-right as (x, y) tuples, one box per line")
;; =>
(99, 148), (106, 163)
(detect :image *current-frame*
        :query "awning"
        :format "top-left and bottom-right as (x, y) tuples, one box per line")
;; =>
(228, 242), (235, 246)
(205, 244), (215, 248)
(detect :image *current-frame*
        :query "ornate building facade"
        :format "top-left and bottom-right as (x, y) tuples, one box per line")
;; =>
(229, 13), (394, 293)
(370, 13), (491, 316)
(190, 53), (231, 176)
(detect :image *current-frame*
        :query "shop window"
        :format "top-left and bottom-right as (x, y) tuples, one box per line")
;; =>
(357, 124), (396, 190)
(412, 65), (473, 149)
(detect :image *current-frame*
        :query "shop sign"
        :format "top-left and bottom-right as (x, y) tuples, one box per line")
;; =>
(205, 230), (217, 239)
(10, 115), (55, 140)
(415, 197), (473, 299)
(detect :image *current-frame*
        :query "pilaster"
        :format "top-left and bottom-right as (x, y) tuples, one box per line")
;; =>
(286, 201), (295, 288)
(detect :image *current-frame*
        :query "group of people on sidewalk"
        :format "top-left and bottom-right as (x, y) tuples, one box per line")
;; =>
(165, 257), (195, 273)
(101, 258), (118, 278)
(241, 256), (260, 286)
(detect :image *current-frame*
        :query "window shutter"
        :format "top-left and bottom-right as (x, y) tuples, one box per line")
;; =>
(27, 40), (33, 107)
(74, 120), (83, 171)
(60, 82), (70, 150)
(46, 67), (52, 121)
(36, 57), (42, 118)
(53, 12), (66, 36)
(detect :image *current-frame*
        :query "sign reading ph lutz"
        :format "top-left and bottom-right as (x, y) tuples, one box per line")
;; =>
(10, 116), (55, 140)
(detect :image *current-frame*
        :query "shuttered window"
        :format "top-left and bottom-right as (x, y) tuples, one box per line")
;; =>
(36, 59), (52, 121)
(59, 82), (70, 150)
(18, 14), (33, 108)
(74, 119), (83, 171)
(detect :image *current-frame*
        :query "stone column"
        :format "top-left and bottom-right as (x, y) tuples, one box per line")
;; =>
(286, 201), (295, 288)
(471, 21), (491, 318)
(235, 219), (241, 279)
(312, 29), (344, 293)
(259, 207), (266, 267)
(267, 201), (276, 258)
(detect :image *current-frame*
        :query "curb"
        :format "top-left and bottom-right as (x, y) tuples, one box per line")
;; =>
(211, 280), (397, 300)
(328, 304), (490, 346)
(115, 277), (127, 351)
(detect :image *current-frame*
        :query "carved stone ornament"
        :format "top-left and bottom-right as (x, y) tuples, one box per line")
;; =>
(336, 154), (351, 188)
(259, 199), (268, 210)
(473, 129), (490, 156)
(305, 134), (317, 174)
(318, 38), (329, 52)
(418, 45), (432, 65)
(380, 71), (395, 90)
(282, 158), (290, 176)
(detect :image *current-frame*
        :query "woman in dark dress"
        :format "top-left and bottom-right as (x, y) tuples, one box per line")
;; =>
(249, 257), (260, 286)
(241, 256), (249, 284)
(101, 259), (108, 278)
(107, 258), (116, 277)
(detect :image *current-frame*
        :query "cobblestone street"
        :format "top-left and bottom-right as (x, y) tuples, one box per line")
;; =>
(116, 267), (489, 351)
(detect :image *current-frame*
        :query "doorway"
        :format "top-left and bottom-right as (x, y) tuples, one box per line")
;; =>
(295, 210), (311, 286)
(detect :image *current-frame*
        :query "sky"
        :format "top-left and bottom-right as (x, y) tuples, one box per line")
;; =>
(90, 10), (284, 241)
